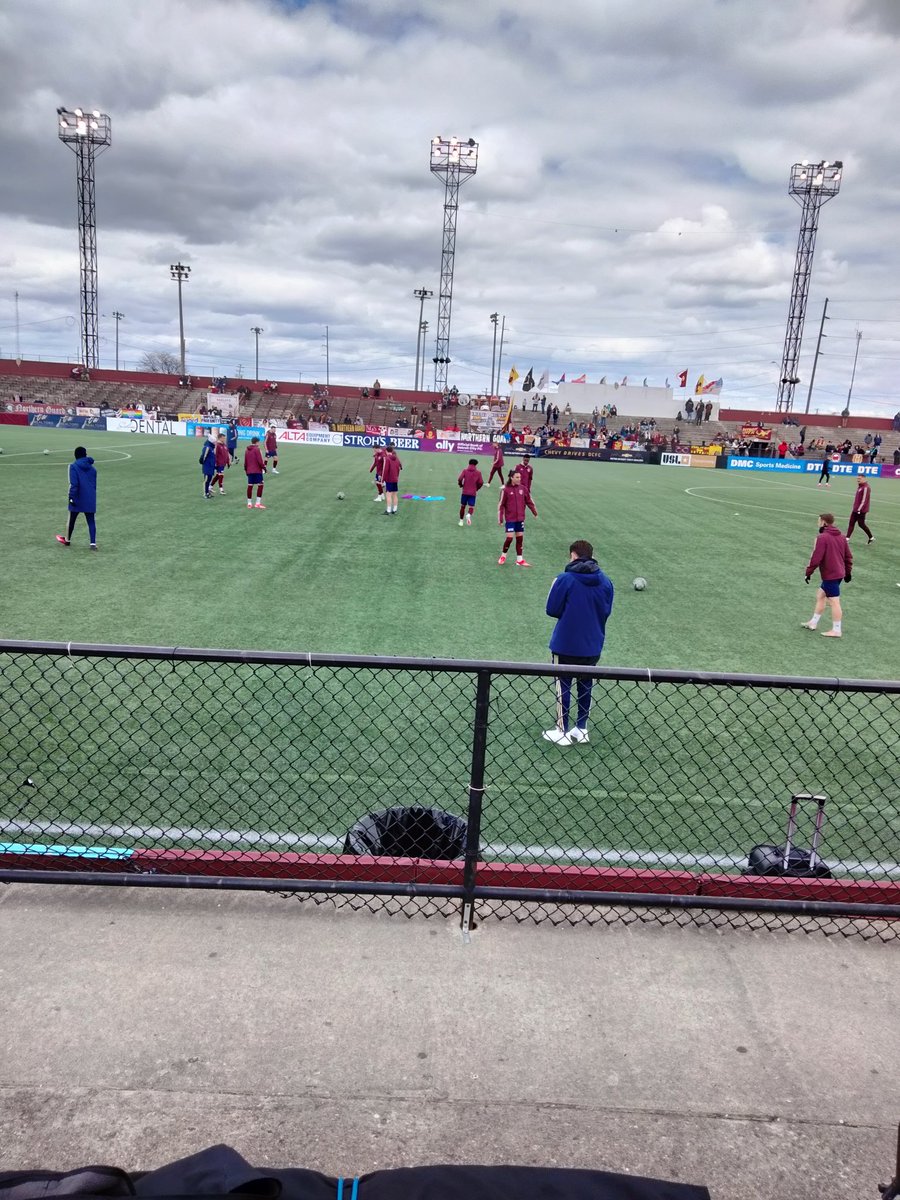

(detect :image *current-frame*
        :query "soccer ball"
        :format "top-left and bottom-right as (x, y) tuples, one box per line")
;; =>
(43, 449), (50, 455)
(632, 577), (648, 591)
(336, 491), (345, 500)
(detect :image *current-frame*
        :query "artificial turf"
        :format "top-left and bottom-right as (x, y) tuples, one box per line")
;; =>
(1, 426), (898, 875)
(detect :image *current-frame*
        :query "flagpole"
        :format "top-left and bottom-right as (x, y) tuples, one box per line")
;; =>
(496, 315), (506, 396)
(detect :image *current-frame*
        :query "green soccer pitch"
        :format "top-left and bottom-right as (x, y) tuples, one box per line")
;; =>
(1, 425), (899, 876)
(1, 425), (898, 677)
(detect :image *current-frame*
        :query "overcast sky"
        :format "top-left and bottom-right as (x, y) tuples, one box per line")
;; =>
(2, 0), (900, 414)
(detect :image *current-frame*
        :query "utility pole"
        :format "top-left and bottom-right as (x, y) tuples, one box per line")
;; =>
(251, 326), (263, 381)
(803, 298), (828, 414)
(845, 328), (862, 416)
(112, 310), (124, 370)
(323, 325), (330, 386)
(170, 262), (190, 376)
(413, 287), (432, 389)
(495, 316), (506, 396)
(489, 312), (499, 395)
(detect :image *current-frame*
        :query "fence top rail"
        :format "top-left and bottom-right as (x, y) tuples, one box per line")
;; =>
(1, 639), (899, 694)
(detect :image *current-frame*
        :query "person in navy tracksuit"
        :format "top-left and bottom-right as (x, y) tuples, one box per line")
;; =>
(226, 419), (239, 464)
(199, 429), (218, 497)
(542, 540), (614, 746)
(55, 446), (98, 550)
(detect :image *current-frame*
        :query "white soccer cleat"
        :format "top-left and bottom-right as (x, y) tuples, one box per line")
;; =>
(247, 501), (253, 507)
(800, 621), (816, 629)
(459, 519), (464, 526)
(542, 728), (572, 746)
(272, 468), (279, 474)
(821, 629), (841, 637)
(466, 515), (472, 526)
(568, 727), (590, 744)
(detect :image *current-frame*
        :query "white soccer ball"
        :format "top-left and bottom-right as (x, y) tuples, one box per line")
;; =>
(336, 491), (345, 500)
(632, 577), (648, 591)
(43, 449), (50, 455)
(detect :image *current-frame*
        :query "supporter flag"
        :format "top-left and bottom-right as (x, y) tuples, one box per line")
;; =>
(599, 375), (607, 384)
(621, 375), (628, 386)
(508, 365), (519, 386)
(552, 372), (566, 385)
(677, 369), (688, 388)
(642, 378), (648, 386)
(571, 374), (586, 383)
(665, 377), (671, 388)
(522, 367), (535, 392)
(694, 374), (705, 393)
(500, 392), (516, 432)
(702, 377), (723, 394)
(537, 369), (549, 390)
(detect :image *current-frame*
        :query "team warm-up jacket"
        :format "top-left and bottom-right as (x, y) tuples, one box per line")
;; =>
(381, 453), (402, 484)
(851, 481), (871, 514)
(546, 558), (615, 657)
(457, 465), (484, 493)
(243, 444), (265, 474)
(68, 456), (97, 512)
(806, 525), (853, 582)
(497, 482), (537, 523)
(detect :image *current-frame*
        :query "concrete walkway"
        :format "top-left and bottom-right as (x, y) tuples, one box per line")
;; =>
(0, 884), (895, 1199)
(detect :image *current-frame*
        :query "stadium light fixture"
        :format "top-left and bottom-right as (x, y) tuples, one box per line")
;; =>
(429, 135), (479, 392)
(111, 310), (124, 370)
(412, 287), (433, 389)
(57, 105), (112, 369)
(251, 325), (263, 381)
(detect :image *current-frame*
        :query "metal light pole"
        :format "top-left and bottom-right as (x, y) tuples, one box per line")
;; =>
(251, 326), (263, 381)
(776, 160), (842, 411)
(111, 310), (124, 371)
(170, 262), (190, 376)
(413, 287), (432, 389)
(496, 315), (506, 396)
(419, 319), (428, 383)
(489, 312), (499, 394)
(803, 298), (828, 414)
(323, 325), (330, 386)
(845, 329), (862, 416)
(430, 135), (479, 392)
(57, 107), (112, 370)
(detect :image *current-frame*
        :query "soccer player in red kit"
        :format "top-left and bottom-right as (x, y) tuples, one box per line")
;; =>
(518, 454), (534, 494)
(244, 436), (267, 508)
(381, 446), (402, 514)
(497, 468), (538, 566)
(264, 426), (279, 474)
(846, 477), (874, 543)
(486, 441), (505, 487)
(457, 458), (484, 526)
(211, 433), (230, 495)
(370, 446), (386, 501)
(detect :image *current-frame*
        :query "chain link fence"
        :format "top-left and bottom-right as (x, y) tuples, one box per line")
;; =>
(0, 641), (898, 939)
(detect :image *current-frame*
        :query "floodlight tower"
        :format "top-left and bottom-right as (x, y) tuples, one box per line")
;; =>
(429, 136), (479, 392)
(776, 160), (842, 412)
(57, 107), (111, 370)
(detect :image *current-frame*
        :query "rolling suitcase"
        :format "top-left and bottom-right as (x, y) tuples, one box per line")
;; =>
(747, 792), (833, 878)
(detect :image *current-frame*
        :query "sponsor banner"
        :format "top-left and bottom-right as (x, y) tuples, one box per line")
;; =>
(0, 412), (29, 426)
(541, 447), (648, 463)
(661, 452), (691, 467)
(741, 424), (772, 441)
(498, 443), (537, 457)
(689, 453), (717, 469)
(418, 438), (494, 455)
(334, 423), (365, 434)
(185, 420), (266, 440)
(343, 433), (422, 451)
(28, 413), (63, 427)
(106, 417), (183, 436)
(277, 429), (343, 446)
(727, 456), (881, 477)
(9, 403), (69, 416)
(802, 459), (880, 477)
(75, 407), (100, 417)
(878, 464), (900, 479)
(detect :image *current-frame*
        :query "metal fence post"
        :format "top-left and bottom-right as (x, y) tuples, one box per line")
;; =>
(461, 668), (492, 937)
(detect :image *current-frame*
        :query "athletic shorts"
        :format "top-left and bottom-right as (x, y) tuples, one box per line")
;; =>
(461, 494), (477, 507)
(385, 481), (398, 493)
(505, 520), (524, 534)
(820, 578), (842, 598)
(246, 472), (264, 485)
(265, 450), (277, 458)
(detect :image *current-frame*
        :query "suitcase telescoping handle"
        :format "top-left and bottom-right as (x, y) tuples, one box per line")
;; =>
(783, 792), (827, 873)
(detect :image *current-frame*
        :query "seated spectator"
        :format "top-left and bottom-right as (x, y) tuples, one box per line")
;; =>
(361, 387), (369, 399)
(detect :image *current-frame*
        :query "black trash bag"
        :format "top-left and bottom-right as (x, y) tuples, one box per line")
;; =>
(343, 805), (468, 859)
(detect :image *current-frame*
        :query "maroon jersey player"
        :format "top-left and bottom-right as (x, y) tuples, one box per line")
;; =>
(518, 454), (534, 494)
(264, 426), (279, 474)
(381, 446), (402, 515)
(370, 446), (386, 502)
(457, 458), (484, 526)
(487, 442), (505, 487)
(497, 469), (538, 566)
(244, 437), (267, 509)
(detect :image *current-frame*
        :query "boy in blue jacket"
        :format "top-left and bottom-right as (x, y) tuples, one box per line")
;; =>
(542, 539), (614, 746)
(55, 446), (98, 550)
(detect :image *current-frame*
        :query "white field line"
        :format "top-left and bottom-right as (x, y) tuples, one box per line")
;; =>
(1, 817), (898, 880)
(684, 485), (900, 526)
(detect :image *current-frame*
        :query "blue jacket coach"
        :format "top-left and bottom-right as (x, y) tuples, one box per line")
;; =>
(542, 540), (614, 747)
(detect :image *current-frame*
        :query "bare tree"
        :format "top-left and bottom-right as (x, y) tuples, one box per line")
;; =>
(139, 350), (181, 374)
